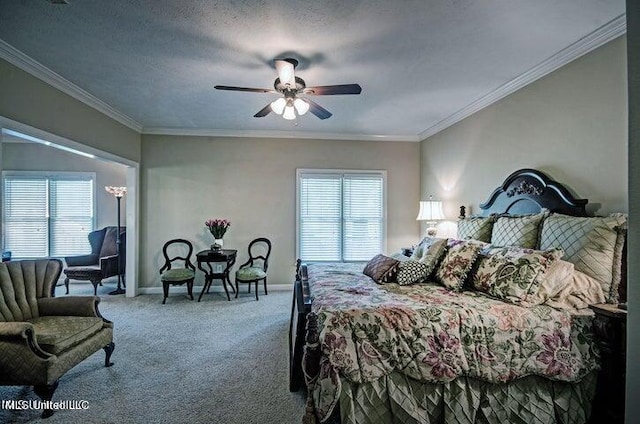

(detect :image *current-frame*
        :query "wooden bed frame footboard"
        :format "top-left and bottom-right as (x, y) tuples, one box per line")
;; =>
(289, 259), (311, 392)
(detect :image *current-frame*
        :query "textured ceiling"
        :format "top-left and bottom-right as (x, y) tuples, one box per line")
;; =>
(0, 0), (626, 140)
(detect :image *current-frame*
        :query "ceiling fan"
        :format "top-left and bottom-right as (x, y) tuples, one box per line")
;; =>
(214, 58), (362, 120)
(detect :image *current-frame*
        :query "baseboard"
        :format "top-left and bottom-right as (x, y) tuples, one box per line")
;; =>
(138, 283), (293, 295)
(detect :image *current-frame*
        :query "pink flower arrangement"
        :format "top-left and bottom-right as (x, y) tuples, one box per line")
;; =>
(205, 218), (231, 239)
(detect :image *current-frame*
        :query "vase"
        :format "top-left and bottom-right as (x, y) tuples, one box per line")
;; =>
(211, 238), (224, 251)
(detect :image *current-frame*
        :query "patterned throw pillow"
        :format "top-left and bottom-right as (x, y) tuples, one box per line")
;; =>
(435, 240), (484, 291)
(457, 216), (495, 242)
(409, 237), (444, 261)
(396, 261), (432, 285)
(417, 238), (448, 270)
(363, 254), (400, 284)
(390, 252), (411, 262)
(471, 246), (563, 304)
(491, 212), (547, 248)
(539, 213), (627, 303)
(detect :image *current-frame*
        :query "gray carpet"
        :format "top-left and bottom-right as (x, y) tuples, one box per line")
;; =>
(0, 281), (308, 423)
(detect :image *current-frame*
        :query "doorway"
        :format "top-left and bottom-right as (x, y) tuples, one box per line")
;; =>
(0, 118), (139, 297)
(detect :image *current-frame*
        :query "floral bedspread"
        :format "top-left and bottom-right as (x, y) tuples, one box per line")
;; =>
(304, 262), (599, 422)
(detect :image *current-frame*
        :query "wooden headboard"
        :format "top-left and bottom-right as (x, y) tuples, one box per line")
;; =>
(478, 168), (589, 217)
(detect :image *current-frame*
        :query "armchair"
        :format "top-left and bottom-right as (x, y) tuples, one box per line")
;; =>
(0, 259), (115, 418)
(63, 226), (126, 295)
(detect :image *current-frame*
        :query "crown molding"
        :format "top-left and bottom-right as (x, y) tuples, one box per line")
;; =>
(418, 14), (627, 141)
(0, 39), (143, 133)
(142, 127), (420, 142)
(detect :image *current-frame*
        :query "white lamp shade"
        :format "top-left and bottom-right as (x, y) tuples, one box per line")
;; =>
(270, 98), (286, 114)
(105, 186), (127, 198)
(416, 200), (445, 221)
(283, 105), (296, 120)
(293, 98), (309, 115)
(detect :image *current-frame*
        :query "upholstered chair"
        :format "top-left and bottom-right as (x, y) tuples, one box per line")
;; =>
(235, 238), (272, 301)
(159, 239), (196, 304)
(63, 226), (126, 295)
(0, 259), (115, 418)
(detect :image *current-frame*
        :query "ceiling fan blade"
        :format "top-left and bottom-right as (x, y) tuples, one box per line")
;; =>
(304, 84), (362, 95)
(253, 103), (272, 118)
(274, 58), (297, 87)
(305, 98), (332, 120)
(214, 85), (275, 93)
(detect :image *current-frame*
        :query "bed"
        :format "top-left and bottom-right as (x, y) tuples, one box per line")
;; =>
(289, 169), (627, 424)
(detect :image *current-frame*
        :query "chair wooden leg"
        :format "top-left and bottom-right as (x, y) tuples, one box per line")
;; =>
(34, 381), (59, 418)
(162, 282), (169, 304)
(255, 281), (259, 301)
(264, 277), (268, 295)
(90, 279), (99, 295)
(103, 341), (115, 367)
(187, 280), (194, 300)
(64, 277), (70, 294)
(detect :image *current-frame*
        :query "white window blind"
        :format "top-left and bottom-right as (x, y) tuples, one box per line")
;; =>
(298, 170), (385, 262)
(3, 173), (95, 258)
(343, 175), (383, 261)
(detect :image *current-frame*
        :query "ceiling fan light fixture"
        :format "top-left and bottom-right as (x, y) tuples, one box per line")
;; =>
(270, 98), (286, 114)
(275, 59), (296, 87)
(215, 57), (361, 121)
(283, 105), (296, 120)
(293, 98), (309, 115)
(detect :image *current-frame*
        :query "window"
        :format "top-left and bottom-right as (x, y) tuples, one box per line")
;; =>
(3, 172), (95, 258)
(297, 170), (385, 262)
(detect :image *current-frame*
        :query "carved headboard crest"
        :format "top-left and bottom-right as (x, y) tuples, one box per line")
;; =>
(479, 168), (588, 217)
(506, 180), (543, 198)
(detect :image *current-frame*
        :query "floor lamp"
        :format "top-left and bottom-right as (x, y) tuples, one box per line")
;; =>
(105, 186), (126, 295)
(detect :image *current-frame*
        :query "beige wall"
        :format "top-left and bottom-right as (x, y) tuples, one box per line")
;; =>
(140, 135), (420, 288)
(0, 59), (141, 162)
(420, 36), (628, 217)
(2, 142), (127, 229)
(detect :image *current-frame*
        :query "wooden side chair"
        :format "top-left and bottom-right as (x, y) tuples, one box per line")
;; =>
(235, 238), (272, 301)
(159, 239), (196, 304)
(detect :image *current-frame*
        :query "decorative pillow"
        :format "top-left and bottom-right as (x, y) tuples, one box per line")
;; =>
(396, 260), (432, 285)
(491, 212), (547, 248)
(390, 252), (411, 262)
(471, 246), (563, 304)
(409, 237), (444, 261)
(99, 227), (119, 257)
(539, 213), (627, 303)
(435, 240), (484, 291)
(544, 270), (606, 313)
(363, 254), (400, 284)
(457, 216), (495, 242)
(521, 259), (575, 306)
(417, 238), (447, 267)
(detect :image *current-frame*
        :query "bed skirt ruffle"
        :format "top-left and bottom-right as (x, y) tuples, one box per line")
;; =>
(305, 371), (597, 424)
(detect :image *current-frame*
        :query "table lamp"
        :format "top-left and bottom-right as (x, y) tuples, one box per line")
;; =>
(416, 196), (445, 237)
